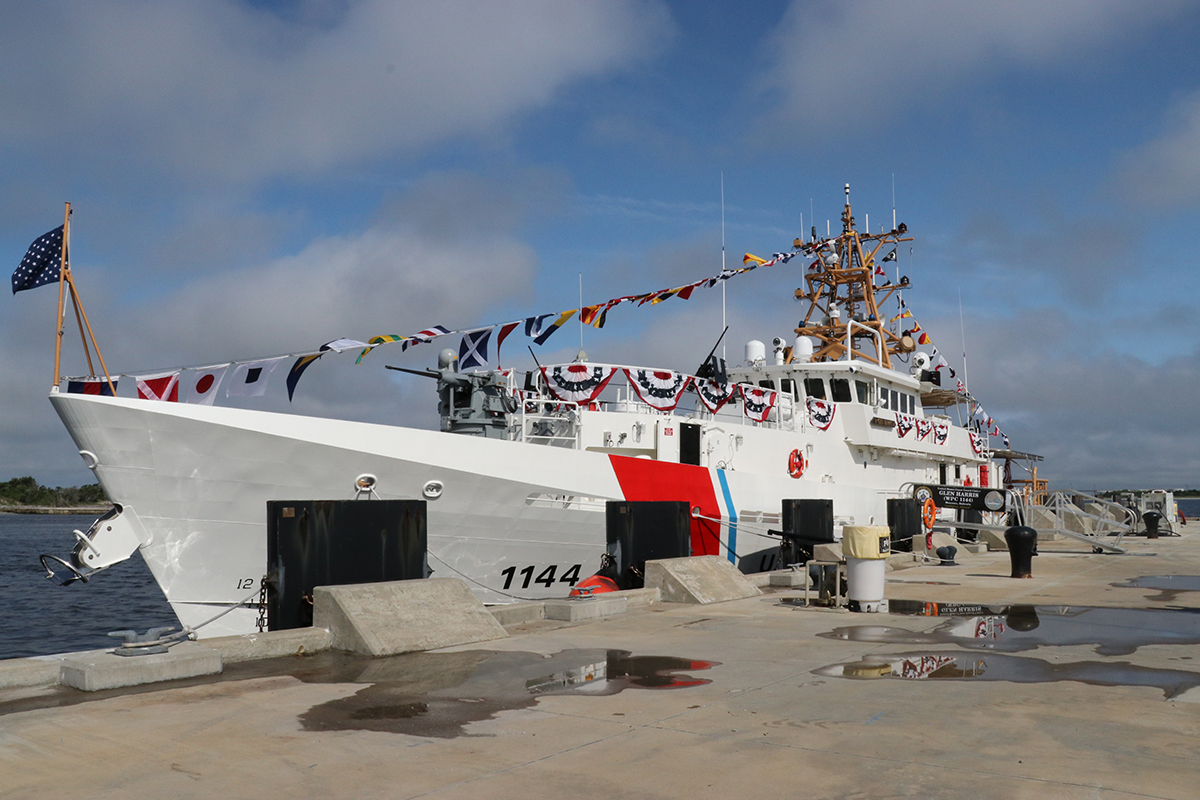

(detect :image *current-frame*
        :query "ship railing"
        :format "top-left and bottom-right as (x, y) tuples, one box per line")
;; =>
(845, 319), (883, 364)
(514, 399), (582, 449)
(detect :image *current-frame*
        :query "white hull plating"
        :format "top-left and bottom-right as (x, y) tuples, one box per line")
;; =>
(50, 361), (985, 637)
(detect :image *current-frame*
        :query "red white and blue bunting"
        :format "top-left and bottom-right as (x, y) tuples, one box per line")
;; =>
(540, 364), (618, 403)
(741, 386), (778, 423)
(624, 369), (693, 412)
(807, 397), (835, 430)
(695, 378), (738, 413)
(933, 422), (949, 446)
(895, 412), (948, 446)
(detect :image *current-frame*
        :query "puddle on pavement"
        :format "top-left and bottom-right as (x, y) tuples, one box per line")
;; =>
(297, 648), (717, 737)
(0, 648), (716, 737)
(1112, 575), (1200, 603)
(813, 652), (1200, 698)
(818, 602), (1200, 656)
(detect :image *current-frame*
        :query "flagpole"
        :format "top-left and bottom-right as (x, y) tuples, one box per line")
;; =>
(70, 287), (96, 376)
(52, 202), (70, 388)
(578, 273), (584, 357)
(67, 275), (117, 397)
(720, 173), (726, 362)
(958, 289), (970, 397)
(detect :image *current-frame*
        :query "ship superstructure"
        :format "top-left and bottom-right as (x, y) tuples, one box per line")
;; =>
(40, 187), (996, 637)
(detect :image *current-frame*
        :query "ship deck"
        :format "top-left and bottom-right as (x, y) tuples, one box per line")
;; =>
(3, 531), (1200, 799)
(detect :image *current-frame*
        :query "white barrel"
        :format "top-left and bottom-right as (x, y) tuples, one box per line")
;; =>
(845, 557), (886, 602)
(843, 525), (889, 608)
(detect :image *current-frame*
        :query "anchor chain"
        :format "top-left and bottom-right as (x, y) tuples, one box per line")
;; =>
(256, 575), (268, 633)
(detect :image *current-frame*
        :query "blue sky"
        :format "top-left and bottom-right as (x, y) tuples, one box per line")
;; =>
(2, 0), (1199, 490)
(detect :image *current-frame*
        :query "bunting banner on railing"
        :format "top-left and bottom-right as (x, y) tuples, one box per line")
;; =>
(540, 365), (618, 403)
(695, 377), (737, 414)
(806, 397), (835, 430)
(741, 386), (778, 423)
(624, 368), (692, 412)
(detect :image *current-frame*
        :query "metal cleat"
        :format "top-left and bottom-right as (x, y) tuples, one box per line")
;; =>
(107, 627), (178, 657)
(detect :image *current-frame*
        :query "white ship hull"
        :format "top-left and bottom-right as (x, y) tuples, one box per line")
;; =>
(49, 365), (985, 638)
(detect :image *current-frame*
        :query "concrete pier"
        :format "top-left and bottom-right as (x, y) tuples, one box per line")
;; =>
(3, 532), (1200, 799)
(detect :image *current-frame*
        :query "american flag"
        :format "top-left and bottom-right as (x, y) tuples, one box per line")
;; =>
(12, 225), (66, 294)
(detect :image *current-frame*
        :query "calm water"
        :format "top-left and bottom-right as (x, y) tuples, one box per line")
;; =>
(0, 513), (178, 659)
(1178, 498), (1199, 519)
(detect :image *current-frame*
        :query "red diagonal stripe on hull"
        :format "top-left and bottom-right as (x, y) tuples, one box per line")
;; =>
(608, 455), (722, 556)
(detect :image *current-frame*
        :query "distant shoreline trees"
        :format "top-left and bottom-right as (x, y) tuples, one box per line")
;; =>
(0, 476), (109, 507)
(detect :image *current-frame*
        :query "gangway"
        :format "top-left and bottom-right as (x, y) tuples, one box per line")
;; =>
(913, 485), (1131, 555)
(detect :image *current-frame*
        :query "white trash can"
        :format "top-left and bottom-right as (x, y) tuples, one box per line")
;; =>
(843, 525), (891, 612)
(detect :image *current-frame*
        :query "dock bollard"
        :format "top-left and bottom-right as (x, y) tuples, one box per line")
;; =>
(1142, 511), (1162, 540)
(1003, 526), (1036, 579)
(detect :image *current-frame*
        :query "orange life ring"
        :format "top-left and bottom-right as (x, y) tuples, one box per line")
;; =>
(922, 497), (937, 530)
(787, 449), (806, 479)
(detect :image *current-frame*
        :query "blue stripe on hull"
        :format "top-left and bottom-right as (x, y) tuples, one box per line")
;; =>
(716, 469), (737, 564)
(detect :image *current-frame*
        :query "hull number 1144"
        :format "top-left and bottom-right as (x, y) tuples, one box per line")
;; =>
(500, 564), (582, 591)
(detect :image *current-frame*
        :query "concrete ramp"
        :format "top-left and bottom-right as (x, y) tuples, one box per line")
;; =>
(644, 556), (762, 604)
(314, 578), (508, 656)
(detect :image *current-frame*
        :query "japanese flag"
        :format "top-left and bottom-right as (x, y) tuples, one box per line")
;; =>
(186, 365), (228, 405)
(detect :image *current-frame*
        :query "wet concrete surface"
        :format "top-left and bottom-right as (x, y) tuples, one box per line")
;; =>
(1112, 574), (1200, 602)
(298, 649), (716, 737)
(814, 651), (1200, 698)
(6, 534), (1200, 799)
(0, 648), (716, 739)
(814, 602), (1200, 655)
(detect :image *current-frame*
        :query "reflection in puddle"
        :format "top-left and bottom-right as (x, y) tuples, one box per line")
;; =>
(298, 649), (717, 737)
(815, 652), (1200, 698)
(820, 603), (1200, 656)
(1112, 575), (1200, 603)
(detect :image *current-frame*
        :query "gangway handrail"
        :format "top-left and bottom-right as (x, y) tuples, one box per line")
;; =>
(1021, 491), (1128, 554)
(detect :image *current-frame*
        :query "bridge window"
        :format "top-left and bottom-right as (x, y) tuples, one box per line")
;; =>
(855, 380), (870, 404)
(879, 387), (889, 409)
(803, 378), (825, 400)
(830, 378), (852, 403)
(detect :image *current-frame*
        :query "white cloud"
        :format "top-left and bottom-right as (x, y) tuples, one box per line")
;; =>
(1114, 89), (1200, 207)
(0, 0), (672, 184)
(757, 0), (1186, 137)
(0, 170), (556, 485)
(116, 170), (549, 364)
(928, 307), (1200, 490)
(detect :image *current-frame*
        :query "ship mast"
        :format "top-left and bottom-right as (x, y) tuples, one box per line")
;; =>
(793, 184), (913, 369)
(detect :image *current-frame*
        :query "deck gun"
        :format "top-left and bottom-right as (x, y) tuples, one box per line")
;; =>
(695, 326), (729, 385)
